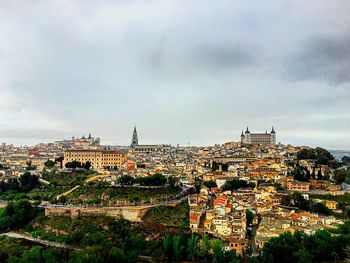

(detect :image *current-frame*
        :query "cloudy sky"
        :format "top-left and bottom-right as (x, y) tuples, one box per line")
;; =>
(0, 0), (349, 149)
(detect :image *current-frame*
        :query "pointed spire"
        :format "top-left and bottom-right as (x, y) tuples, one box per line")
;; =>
(131, 125), (138, 147)
(271, 126), (275, 133)
(245, 126), (250, 133)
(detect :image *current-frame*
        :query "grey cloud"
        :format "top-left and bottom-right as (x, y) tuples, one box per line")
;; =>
(191, 46), (255, 70)
(284, 35), (350, 84)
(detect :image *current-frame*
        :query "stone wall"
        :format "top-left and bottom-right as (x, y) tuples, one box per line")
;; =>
(44, 206), (151, 222)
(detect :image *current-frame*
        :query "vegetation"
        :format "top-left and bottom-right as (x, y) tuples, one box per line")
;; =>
(0, 172), (39, 196)
(44, 159), (55, 169)
(0, 236), (68, 263)
(0, 200), (40, 231)
(162, 231), (239, 263)
(67, 184), (181, 205)
(221, 179), (255, 191)
(142, 200), (189, 227)
(261, 221), (350, 263)
(64, 161), (91, 170)
(41, 170), (95, 187)
(310, 193), (350, 217)
(296, 147), (340, 168)
(204, 180), (217, 189)
(19, 172), (39, 192)
(289, 164), (325, 182)
(342, 156), (350, 163)
(334, 169), (350, 184)
(282, 192), (334, 216)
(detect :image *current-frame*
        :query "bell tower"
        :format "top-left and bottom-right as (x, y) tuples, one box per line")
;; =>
(131, 125), (138, 147)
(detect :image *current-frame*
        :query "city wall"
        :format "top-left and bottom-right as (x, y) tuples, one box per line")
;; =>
(44, 203), (177, 222)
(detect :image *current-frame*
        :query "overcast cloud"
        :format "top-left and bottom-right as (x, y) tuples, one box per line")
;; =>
(0, 0), (349, 149)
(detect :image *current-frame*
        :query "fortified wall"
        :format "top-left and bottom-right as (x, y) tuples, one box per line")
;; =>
(44, 203), (177, 222)
(44, 206), (151, 222)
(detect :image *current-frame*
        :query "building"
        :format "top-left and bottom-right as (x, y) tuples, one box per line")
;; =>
(240, 127), (276, 145)
(287, 180), (310, 192)
(131, 126), (138, 147)
(54, 133), (101, 150)
(325, 200), (338, 210)
(129, 126), (171, 153)
(63, 150), (126, 169)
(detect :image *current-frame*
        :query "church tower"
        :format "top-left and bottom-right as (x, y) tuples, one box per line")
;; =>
(131, 126), (138, 147)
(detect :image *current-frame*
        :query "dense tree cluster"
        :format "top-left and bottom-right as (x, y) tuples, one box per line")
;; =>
(0, 172), (39, 194)
(261, 221), (350, 263)
(289, 165), (324, 182)
(334, 169), (350, 184)
(342, 156), (350, 163)
(221, 179), (255, 191)
(44, 159), (55, 169)
(117, 174), (169, 187)
(162, 229), (240, 263)
(19, 172), (39, 192)
(282, 193), (333, 215)
(203, 180), (217, 189)
(0, 200), (39, 231)
(296, 147), (339, 167)
(65, 161), (91, 170)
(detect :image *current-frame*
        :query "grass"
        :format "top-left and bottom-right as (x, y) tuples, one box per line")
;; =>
(142, 200), (189, 227)
(42, 170), (96, 187)
(66, 185), (181, 205)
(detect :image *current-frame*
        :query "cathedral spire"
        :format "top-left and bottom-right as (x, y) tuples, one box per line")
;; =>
(131, 125), (138, 147)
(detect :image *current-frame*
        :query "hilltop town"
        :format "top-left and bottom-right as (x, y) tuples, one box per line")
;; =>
(0, 127), (350, 262)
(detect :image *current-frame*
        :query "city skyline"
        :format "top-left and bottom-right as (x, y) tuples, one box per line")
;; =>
(0, 1), (349, 149)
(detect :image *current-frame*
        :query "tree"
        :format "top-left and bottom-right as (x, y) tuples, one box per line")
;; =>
(203, 180), (217, 189)
(44, 159), (55, 169)
(65, 161), (82, 169)
(246, 209), (254, 226)
(84, 161), (92, 170)
(19, 172), (39, 192)
(163, 234), (172, 259)
(199, 234), (210, 259)
(118, 175), (134, 186)
(222, 179), (254, 191)
(341, 156), (350, 163)
(55, 156), (64, 169)
(294, 248), (312, 263)
(58, 195), (67, 204)
(334, 170), (350, 184)
(317, 168), (323, 180)
(0, 200), (38, 231)
(173, 235), (181, 262)
(262, 232), (302, 263)
(187, 234), (199, 261)
(168, 176), (176, 187)
(21, 246), (42, 263)
(211, 239), (224, 263)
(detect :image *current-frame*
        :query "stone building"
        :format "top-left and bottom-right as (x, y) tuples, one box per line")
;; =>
(240, 127), (276, 145)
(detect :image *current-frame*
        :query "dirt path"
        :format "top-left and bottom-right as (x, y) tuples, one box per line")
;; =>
(0, 230), (80, 251)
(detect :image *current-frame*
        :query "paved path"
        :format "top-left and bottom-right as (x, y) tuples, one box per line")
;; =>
(0, 230), (80, 250)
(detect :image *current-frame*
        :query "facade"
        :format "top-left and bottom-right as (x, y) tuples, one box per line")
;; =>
(241, 127), (276, 145)
(63, 150), (126, 169)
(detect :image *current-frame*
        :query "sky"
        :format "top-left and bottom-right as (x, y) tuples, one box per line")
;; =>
(0, 0), (349, 149)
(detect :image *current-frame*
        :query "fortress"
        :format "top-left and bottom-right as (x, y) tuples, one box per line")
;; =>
(240, 127), (276, 145)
